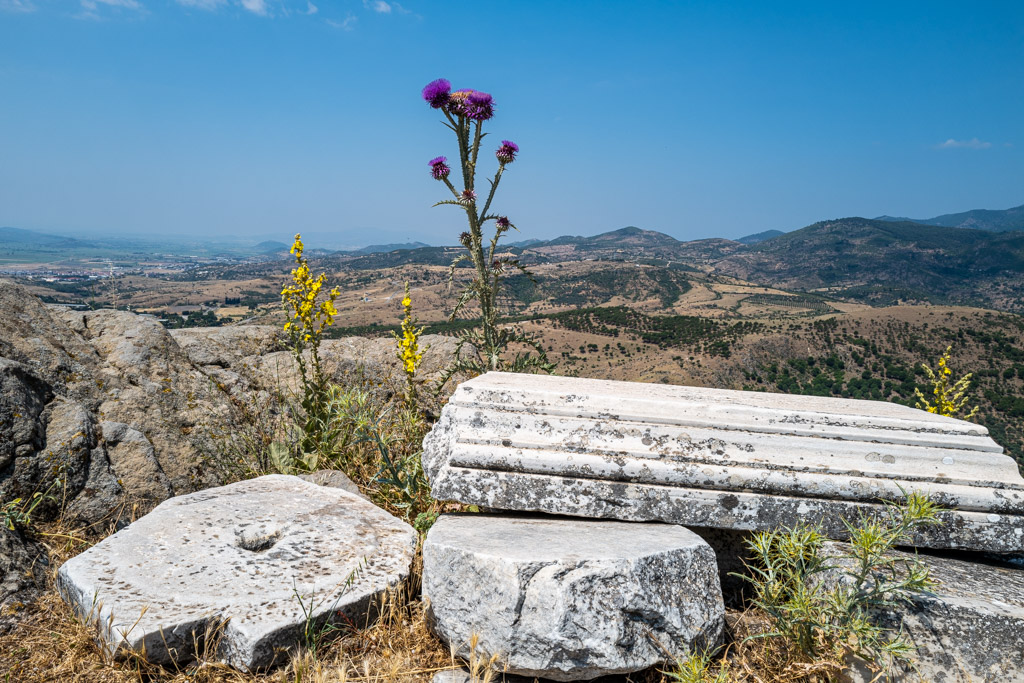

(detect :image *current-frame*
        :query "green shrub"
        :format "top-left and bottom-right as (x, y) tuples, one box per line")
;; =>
(741, 491), (940, 674)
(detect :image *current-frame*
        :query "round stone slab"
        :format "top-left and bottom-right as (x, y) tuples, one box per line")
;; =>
(57, 475), (417, 670)
(423, 514), (724, 681)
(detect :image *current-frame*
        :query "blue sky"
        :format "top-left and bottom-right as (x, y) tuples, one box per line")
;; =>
(1, 1), (1022, 248)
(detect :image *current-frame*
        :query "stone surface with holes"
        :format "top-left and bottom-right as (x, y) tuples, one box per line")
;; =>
(57, 475), (417, 671)
(422, 514), (724, 681)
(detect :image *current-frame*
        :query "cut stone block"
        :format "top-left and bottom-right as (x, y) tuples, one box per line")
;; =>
(57, 475), (417, 671)
(422, 372), (1024, 554)
(830, 546), (1024, 682)
(422, 514), (724, 681)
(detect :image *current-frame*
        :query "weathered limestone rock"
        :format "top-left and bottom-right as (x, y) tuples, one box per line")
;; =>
(99, 421), (174, 506)
(422, 373), (1024, 554)
(0, 526), (48, 634)
(0, 279), (234, 526)
(422, 514), (724, 681)
(58, 475), (417, 670)
(830, 546), (1024, 682)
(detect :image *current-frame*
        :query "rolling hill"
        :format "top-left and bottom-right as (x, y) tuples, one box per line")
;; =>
(876, 203), (1024, 232)
(712, 217), (1024, 310)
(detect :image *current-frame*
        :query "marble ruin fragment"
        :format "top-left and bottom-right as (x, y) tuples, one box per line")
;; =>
(423, 514), (724, 680)
(422, 372), (1024, 554)
(58, 475), (417, 670)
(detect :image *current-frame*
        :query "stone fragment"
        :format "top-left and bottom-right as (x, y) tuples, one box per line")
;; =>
(422, 372), (1024, 554)
(422, 514), (724, 681)
(57, 475), (417, 670)
(829, 546), (1024, 682)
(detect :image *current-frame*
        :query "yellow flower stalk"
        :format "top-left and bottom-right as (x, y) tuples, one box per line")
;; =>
(394, 282), (425, 405)
(280, 233), (342, 459)
(914, 346), (979, 420)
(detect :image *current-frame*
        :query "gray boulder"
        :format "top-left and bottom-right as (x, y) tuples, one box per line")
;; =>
(57, 475), (417, 671)
(831, 547), (1024, 682)
(423, 514), (724, 681)
(0, 526), (48, 634)
(0, 280), (232, 528)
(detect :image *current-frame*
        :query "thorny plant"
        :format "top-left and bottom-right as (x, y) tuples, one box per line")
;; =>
(737, 490), (941, 678)
(421, 78), (554, 384)
(914, 345), (979, 420)
(664, 649), (730, 683)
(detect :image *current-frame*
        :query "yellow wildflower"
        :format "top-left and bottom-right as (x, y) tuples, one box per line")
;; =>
(915, 346), (978, 420)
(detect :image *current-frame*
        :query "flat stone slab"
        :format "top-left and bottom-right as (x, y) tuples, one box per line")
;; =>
(57, 475), (417, 670)
(422, 514), (724, 681)
(422, 373), (1024, 553)
(831, 547), (1024, 682)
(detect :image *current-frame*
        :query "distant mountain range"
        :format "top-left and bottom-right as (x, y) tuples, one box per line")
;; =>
(876, 203), (1024, 232)
(5, 202), (1023, 312)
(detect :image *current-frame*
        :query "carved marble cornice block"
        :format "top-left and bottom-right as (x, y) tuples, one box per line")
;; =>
(423, 372), (1024, 554)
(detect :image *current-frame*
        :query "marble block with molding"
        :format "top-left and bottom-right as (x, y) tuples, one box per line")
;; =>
(422, 372), (1024, 554)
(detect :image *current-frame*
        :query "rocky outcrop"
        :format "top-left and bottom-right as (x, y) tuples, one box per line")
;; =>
(172, 326), (468, 410)
(423, 514), (724, 681)
(422, 372), (1024, 554)
(57, 475), (417, 670)
(0, 280), (229, 528)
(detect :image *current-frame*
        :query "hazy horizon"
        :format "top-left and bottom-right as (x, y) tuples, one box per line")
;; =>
(3, 197), (1024, 251)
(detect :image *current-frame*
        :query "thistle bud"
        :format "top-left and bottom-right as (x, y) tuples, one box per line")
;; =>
(496, 140), (519, 164)
(428, 156), (450, 180)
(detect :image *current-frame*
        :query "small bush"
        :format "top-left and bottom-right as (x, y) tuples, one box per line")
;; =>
(669, 492), (942, 682)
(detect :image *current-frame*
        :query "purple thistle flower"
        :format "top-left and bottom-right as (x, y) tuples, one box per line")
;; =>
(465, 91), (494, 121)
(495, 216), (511, 230)
(459, 231), (472, 246)
(428, 156), (450, 180)
(496, 140), (519, 164)
(422, 79), (451, 109)
(460, 188), (477, 203)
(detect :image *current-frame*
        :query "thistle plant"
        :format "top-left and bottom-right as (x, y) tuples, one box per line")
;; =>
(281, 233), (342, 459)
(914, 345), (979, 420)
(421, 78), (554, 381)
(740, 491), (941, 675)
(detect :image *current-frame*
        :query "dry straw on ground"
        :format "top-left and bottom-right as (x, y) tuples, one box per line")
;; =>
(0, 521), (455, 683)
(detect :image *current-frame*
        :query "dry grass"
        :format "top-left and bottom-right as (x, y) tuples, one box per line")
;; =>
(711, 611), (845, 683)
(0, 522), (457, 683)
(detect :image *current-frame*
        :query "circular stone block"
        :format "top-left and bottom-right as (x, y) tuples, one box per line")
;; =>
(423, 514), (724, 681)
(57, 475), (417, 670)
